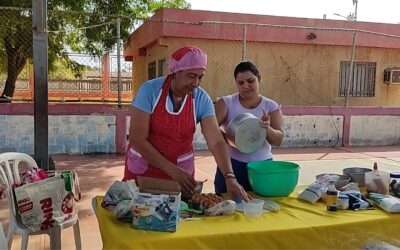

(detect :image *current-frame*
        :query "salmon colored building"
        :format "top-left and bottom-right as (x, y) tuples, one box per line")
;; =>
(124, 8), (400, 106)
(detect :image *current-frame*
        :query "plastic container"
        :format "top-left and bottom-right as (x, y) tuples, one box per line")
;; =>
(365, 162), (390, 194)
(389, 172), (400, 197)
(390, 172), (400, 184)
(243, 199), (265, 218)
(247, 161), (300, 197)
(338, 194), (349, 210)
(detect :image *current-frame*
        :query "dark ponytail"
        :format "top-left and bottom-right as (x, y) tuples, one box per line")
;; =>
(234, 61), (260, 79)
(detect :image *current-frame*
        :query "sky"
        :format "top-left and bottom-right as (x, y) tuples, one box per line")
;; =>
(188, 0), (400, 24)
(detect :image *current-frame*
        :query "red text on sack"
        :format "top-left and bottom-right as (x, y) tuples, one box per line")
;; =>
(40, 198), (55, 230)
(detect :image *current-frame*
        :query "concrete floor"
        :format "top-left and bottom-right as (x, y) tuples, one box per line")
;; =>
(2, 146), (400, 249)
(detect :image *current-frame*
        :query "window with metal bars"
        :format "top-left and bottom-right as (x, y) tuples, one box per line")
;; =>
(339, 61), (376, 97)
(158, 59), (166, 77)
(148, 61), (156, 80)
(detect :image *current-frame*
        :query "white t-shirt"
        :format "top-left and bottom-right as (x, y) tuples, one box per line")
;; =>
(222, 93), (280, 162)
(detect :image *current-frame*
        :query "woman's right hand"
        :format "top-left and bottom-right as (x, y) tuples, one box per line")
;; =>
(226, 178), (252, 202)
(167, 167), (196, 197)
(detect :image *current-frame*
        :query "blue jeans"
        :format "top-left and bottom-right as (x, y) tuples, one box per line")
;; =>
(214, 158), (272, 194)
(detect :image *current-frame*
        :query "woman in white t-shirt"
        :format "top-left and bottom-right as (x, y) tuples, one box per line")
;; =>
(214, 61), (284, 194)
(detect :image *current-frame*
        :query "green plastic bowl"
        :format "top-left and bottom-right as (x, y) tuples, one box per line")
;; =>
(247, 161), (300, 197)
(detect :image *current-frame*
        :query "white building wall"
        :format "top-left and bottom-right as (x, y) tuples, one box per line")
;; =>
(193, 115), (343, 149)
(350, 116), (400, 146)
(281, 115), (343, 147)
(1, 113), (400, 155)
(0, 115), (116, 154)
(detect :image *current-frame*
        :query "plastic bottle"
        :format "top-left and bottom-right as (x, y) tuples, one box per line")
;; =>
(326, 180), (338, 211)
(365, 162), (390, 194)
(338, 194), (349, 210)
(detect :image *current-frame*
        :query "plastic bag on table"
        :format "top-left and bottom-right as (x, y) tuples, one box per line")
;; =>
(339, 182), (360, 192)
(101, 180), (138, 211)
(179, 201), (202, 220)
(204, 200), (236, 216)
(298, 174), (340, 204)
(340, 190), (373, 210)
(114, 199), (135, 221)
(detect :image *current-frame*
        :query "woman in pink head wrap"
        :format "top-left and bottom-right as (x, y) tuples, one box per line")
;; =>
(124, 45), (250, 201)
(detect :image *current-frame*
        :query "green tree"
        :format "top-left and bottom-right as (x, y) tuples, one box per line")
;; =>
(0, 0), (190, 101)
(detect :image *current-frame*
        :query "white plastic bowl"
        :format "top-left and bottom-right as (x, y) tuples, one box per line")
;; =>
(243, 199), (264, 218)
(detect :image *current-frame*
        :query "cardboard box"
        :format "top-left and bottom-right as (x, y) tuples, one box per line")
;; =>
(131, 176), (181, 232)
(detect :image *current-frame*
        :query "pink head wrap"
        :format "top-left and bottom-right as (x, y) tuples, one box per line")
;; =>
(169, 45), (207, 73)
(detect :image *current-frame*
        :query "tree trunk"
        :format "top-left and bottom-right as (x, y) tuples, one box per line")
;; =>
(1, 36), (28, 98)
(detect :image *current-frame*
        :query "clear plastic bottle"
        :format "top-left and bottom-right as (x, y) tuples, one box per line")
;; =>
(326, 180), (338, 211)
(365, 162), (379, 193)
(365, 162), (390, 194)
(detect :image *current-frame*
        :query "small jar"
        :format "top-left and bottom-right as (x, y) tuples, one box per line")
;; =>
(390, 172), (400, 197)
(390, 172), (400, 184)
(338, 194), (349, 210)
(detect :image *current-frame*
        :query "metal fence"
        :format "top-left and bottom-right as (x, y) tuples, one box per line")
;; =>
(0, 7), (132, 103)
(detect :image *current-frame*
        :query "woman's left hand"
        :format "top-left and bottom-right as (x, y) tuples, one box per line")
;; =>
(260, 109), (270, 129)
(225, 178), (252, 202)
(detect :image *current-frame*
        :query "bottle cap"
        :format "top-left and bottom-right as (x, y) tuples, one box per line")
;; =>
(390, 172), (400, 178)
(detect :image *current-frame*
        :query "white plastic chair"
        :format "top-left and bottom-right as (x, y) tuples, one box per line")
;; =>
(0, 152), (82, 250)
(0, 222), (7, 250)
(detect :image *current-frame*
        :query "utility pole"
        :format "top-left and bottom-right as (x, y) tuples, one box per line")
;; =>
(344, 0), (358, 107)
(33, 0), (50, 170)
(353, 0), (358, 21)
(117, 18), (122, 108)
(333, 0), (358, 21)
(242, 22), (247, 61)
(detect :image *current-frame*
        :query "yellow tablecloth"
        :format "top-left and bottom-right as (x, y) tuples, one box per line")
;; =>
(94, 190), (400, 249)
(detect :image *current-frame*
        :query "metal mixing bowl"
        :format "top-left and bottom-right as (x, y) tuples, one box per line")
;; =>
(343, 167), (372, 187)
(224, 113), (266, 154)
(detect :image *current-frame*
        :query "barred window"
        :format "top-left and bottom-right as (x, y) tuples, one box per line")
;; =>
(339, 61), (376, 97)
(148, 61), (156, 80)
(158, 59), (166, 77)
